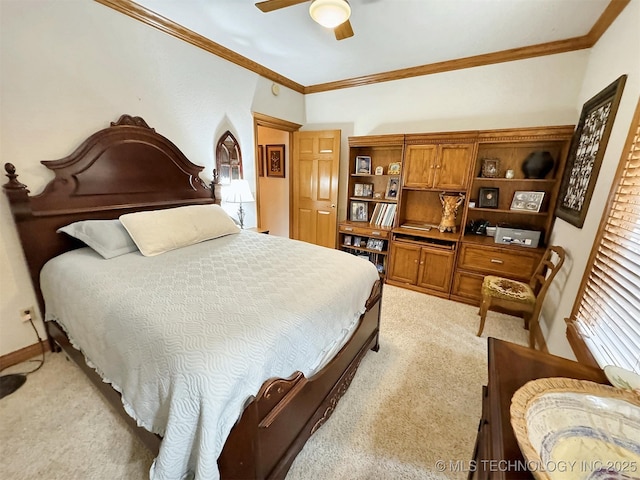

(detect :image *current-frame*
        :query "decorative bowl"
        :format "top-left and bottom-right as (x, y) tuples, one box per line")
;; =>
(510, 377), (640, 480)
(604, 365), (640, 392)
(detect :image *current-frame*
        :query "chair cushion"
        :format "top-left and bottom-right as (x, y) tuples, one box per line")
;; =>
(482, 275), (536, 304)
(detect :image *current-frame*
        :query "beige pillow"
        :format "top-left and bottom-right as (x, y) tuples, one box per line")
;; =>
(119, 204), (240, 256)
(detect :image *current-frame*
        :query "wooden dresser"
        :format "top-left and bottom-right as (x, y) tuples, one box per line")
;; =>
(470, 338), (608, 480)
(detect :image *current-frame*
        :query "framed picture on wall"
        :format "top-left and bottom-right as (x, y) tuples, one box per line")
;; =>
(266, 144), (286, 178)
(555, 75), (627, 228)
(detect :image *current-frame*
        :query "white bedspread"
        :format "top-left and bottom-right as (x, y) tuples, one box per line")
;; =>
(40, 230), (379, 480)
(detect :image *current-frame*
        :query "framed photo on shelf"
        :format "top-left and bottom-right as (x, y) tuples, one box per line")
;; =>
(385, 177), (399, 199)
(555, 75), (627, 228)
(388, 162), (401, 175)
(481, 158), (500, 178)
(374, 166), (384, 175)
(350, 201), (368, 222)
(355, 156), (372, 174)
(510, 191), (545, 212)
(478, 187), (499, 208)
(354, 183), (373, 197)
(266, 144), (286, 178)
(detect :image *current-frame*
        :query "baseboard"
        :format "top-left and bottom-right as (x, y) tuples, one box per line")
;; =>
(0, 341), (50, 371)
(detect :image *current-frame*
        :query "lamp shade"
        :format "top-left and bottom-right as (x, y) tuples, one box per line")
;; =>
(222, 179), (255, 204)
(309, 0), (351, 29)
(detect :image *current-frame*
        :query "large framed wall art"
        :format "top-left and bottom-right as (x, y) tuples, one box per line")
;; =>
(555, 75), (627, 228)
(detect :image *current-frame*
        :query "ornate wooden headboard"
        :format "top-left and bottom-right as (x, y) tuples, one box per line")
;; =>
(3, 114), (220, 315)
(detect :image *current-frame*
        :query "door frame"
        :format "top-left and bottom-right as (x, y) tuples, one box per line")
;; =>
(253, 113), (302, 236)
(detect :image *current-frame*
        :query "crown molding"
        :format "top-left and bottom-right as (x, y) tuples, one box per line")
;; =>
(96, 0), (629, 95)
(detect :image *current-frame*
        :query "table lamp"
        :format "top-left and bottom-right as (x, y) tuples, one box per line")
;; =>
(222, 179), (255, 229)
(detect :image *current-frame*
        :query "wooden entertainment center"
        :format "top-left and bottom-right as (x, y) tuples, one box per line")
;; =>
(338, 125), (575, 304)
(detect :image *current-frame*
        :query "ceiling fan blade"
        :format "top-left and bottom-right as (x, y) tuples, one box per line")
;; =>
(334, 19), (354, 40)
(255, 0), (309, 13)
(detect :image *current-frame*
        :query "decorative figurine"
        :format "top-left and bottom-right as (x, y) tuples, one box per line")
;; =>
(439, 192), (465, 233)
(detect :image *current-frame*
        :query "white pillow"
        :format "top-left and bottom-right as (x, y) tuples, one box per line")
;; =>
(119, 204), (240, 256)
(57, 220), (139, 259)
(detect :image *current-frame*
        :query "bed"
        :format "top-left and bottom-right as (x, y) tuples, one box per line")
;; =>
(3, 114), (383, 480)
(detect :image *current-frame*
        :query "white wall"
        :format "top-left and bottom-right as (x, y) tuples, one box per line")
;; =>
(305, 51), (589, 230)
(543, 0), (640, 359)
(0, 0), (304, 356)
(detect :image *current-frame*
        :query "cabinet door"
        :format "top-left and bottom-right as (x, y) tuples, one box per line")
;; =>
(403, 145), (438, 188)
(434, 143), (474, 190)
(417, 247), (455, 292)
(388, 242), (421, 284)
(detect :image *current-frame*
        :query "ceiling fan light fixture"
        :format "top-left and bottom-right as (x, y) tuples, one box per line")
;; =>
(309, 0), (351, 29)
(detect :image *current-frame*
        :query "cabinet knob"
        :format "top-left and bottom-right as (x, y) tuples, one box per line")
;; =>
(331, 204), (336, 208)
(420, 261), (424, 265)
(490, 259), (504, 264)
(414, 259), (418, 263)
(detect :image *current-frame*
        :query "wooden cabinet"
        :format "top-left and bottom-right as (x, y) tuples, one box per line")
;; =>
(343, 126), (573, 303)
(452, 126), (574, 305)
(387, 236), (455, 296)
(338, 135), (405, 277)
(465, 126), (574, 248)
(451, 239), (543, 303)
(404, 142), (476, 190)
(471, 338), (607, 479)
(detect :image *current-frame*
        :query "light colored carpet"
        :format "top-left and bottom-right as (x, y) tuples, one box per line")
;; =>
(0, 285), (528, 479)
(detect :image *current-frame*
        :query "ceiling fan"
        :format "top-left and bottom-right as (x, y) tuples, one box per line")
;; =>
(255, 0), (354, 41)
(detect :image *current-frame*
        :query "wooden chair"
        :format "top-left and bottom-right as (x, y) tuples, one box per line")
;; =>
(476, 245), (565, 349)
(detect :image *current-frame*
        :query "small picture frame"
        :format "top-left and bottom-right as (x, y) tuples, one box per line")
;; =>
(510, 191), (545, 212)
(478, 187), (499, 208)
(374, 165), (384, 175)
(363, 183), (373, 197)
(388, 162), (401, 175)
(355, 156), (372, 174)
(350, 201), (368, 222)
(266, 144), (285, 178)
(385, 177), (399, 199)
(373, 192), (383, 199)
(354, 183), (364, 197)
(481, 158), (500, 178)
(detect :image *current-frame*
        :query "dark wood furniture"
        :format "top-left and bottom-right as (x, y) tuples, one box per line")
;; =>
(3, 114), (383, 480)
(470, 338), (608, 480)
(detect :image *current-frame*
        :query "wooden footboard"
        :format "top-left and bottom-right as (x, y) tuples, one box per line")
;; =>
(219, 279), (382, 480)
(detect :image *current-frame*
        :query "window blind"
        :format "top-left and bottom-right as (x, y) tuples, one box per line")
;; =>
(572, 98), (640, 374)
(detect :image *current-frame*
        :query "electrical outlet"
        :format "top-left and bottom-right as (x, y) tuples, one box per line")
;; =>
(19, 307), (35, 323)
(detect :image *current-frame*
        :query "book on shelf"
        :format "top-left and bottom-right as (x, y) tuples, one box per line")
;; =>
(369, 203), (396, 227)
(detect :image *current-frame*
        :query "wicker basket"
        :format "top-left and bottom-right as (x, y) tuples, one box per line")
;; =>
(510, 377), (640, 480)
